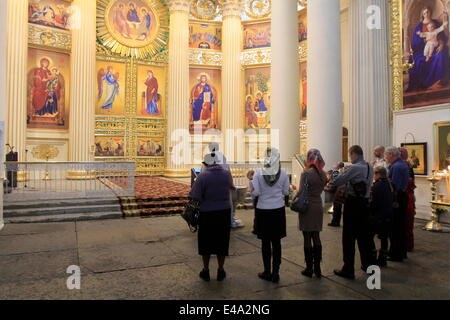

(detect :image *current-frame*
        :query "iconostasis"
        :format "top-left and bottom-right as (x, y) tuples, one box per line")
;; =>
(25, 0), (308, 174)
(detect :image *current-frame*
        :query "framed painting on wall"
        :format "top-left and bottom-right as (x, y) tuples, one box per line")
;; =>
(189, 22), (222, 50)
(391, 0), (450, 109)
(94, 136), (125, 158)
(137, 137), (164, 157)
(96, 60), (126, 116)
(244, 66), (271, 131)
(189, 67), (221, 135)
(434, 121), (450, 171)
(243, 21), (271, 50)
(27, 47), (70, 130)
(299, 61), (307, 120)
(28, 0), (72, 31)
(401, 142), (428, 175)
(136, 64), (166, 117)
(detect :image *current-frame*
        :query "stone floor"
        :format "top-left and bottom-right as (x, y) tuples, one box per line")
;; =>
(0, 210), (449, 300)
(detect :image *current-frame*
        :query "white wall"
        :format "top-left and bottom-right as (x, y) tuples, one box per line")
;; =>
(393, 104), (450, 222)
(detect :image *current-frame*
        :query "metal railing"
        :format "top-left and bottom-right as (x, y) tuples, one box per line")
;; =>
(3, 162), (135, 202)
(229, 161), (292, 187)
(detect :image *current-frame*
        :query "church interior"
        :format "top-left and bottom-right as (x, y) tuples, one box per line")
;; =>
(0, 0), (449, 301)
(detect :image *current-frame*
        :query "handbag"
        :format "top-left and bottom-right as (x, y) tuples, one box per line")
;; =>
(290, 171), (309, 214)
(181, 199), (200, 233)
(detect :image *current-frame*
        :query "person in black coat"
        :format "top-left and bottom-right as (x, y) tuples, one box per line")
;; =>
(369, 166), (394, 267)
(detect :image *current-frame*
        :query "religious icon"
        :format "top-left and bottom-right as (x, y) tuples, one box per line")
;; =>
(244, 67), (271, 131)
(136, 65), (165, 117)
(27, 48), (69, 130)
(401, 142), (428, 175)
(434, 121), (450, 171)
(243, 22), (271, 50)
(95, 136), (125, 157)
(28, 0), (72, 31)
(137, 137), (164, 157)
(189, 69), (221, 134)
(189, 22), (222, 50)
(402, 1), (450, 108)
(96, 61), (125, 116)
(298, 10), (307, 42)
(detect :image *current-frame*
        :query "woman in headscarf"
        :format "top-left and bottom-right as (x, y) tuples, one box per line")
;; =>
(251, 148), (290, 283)
(399, 147), (416, 253)
(298, 149), (327, 278)
(189, 153), (236, 282)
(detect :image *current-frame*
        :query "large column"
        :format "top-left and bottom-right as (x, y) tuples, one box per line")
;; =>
(68, 0), (96, 163)
(348, 0), (391, 155)
(0, 0), (8, 230)
(307, 0), (343, 169)
(6, 0), (28, 161)
(165, 0), (191, 177)
(222, 0), (244, 162)
(271, 0), (300, 161)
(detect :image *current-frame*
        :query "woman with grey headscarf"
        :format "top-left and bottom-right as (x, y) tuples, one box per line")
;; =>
(251, 148), (290, 283)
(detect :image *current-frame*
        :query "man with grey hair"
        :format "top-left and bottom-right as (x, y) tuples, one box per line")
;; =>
(385, 146), (410, 262)
(371, 146), (388, 169)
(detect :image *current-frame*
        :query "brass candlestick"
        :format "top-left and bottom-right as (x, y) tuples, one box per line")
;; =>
(424, 171), (443, 232)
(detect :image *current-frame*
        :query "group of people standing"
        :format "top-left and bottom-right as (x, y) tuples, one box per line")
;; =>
(188, 143), (416, 282)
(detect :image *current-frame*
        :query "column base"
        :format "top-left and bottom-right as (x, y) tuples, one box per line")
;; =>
(66, 170), (96, 180)
(164, 168), (191, 178)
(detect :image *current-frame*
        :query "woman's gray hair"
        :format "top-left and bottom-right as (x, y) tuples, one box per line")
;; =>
(385, 146), (400, 157)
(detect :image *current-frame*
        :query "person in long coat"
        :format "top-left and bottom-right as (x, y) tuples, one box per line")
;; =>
(298, 149), (327, 278)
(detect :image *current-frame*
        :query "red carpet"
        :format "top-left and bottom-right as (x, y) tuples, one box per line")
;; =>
(116, 177), (190, 217)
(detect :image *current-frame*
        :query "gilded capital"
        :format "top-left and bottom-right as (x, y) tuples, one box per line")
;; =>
(168, 0), (191, 13)
(221, 0), (242, 18)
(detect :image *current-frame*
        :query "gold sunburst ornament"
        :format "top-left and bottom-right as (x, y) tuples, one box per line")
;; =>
(97, 0), (169, 59)
(190, 0), (220, 20)
(244, 0), (271, 19)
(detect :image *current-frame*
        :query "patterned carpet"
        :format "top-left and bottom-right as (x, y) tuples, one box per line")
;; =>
(116, 177), (191, 217)
(133, 177), (190, 200)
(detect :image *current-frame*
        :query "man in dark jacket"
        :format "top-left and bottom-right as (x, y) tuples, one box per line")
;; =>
(385, 147), (410, 262)
(332, 145), (374, 279)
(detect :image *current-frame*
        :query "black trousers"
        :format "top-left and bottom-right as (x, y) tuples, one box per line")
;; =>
(389, 191), (408, 260)
(261, 238), (282, 273)
(331, 202), (343, 225)
(342, 196), (371, 274)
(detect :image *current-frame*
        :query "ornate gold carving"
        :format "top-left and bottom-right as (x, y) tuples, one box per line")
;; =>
(390, 0), (403, 112)
(244, 0), (271, 19)
(28, 24), (71, 51)
(96, 0), (170, 60)
(189, 49), (223, 65)
(190, 0), (221, 20)
(241, 44), (307, 66)
(31, 144), (60, 161)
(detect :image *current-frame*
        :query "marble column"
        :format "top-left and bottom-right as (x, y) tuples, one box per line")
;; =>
(165, 0), (191, 177)
(222, 0), (244, 162)
(271, 0), (300, 162)
(0, 0), (9, 230)
(68, 0), (96, 164)
(348, 0), (390, 157)
(6, 0), (28, 162)
(307, 0), (343, 169)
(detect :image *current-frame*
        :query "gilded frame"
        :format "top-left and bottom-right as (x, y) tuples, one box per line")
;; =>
(389, 0), (404, 112)
(434, 121), (450, 171)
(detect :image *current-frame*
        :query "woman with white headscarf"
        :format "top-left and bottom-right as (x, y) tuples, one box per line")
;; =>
(251, 148), (290, 283)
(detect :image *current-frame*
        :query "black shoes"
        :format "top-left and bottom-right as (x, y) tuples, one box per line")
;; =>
(333, 269), (355, 280)
(217, 269), (226, 281)
(258, 271), (280, 283)
(328, 223), (340, 227)
(258, 271), (272, 282)
(302, 247), (314, 278)
(199, 269), (210, 282)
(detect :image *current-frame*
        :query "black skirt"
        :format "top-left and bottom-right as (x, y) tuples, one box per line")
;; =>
(198, 209), (231, 256)
(255, 207), (287, 240)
